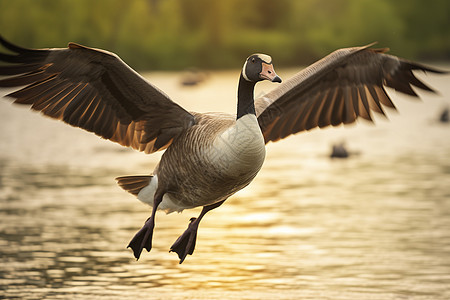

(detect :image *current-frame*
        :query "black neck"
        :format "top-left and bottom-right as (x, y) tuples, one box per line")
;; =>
(237, 73), (256, 120)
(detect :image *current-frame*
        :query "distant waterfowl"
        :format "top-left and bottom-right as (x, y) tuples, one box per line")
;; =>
(439, 107), (449, 123)
(0, 36), (447, 263)
(330, 142), (350, 159)
(180, 68), (208, 86)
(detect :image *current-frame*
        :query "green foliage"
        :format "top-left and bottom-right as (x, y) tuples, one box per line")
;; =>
(0, 0), (449, 70)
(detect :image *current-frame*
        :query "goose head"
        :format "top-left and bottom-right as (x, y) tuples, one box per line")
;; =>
(242, 54), (282, 83)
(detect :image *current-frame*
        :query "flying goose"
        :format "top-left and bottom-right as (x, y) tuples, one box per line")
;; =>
(0, 36), (446, 263)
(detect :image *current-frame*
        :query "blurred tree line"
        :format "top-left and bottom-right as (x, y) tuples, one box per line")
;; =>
(1, 0), (449, 70)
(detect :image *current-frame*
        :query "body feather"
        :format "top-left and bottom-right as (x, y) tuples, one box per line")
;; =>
(127, 113), (265, 212)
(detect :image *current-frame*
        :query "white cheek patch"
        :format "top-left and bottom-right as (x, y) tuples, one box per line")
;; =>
(242, 60), (250, 81)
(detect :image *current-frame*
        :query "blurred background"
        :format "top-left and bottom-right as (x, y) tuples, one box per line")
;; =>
(1, 1), (450, 299)
(1, 0), (449, 70)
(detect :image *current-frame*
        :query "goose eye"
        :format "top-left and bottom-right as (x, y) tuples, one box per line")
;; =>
(251, 58), (256, 63)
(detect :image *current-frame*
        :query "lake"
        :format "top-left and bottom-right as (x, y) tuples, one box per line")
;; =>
(0, 66), (449, 299)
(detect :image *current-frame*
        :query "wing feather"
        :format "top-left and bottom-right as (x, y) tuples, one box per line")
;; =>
(257, 44), (447, 144)
(318, 88), (338, 127)
(366, 85), (385, 115)
(330, 87), (345, 126)
(0, 36), (195, 154)
(357, 85), (372, 121)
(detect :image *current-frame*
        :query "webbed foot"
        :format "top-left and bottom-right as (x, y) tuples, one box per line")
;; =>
(170, 217), (199, 264)
(128, 218), (155, 260)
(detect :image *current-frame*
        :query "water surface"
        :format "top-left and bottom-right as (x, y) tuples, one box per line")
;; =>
(1, 68), (449, 299)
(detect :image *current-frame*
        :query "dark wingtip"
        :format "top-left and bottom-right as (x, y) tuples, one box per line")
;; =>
(0, 34), (36, 54)
(410, 62), (449, 94)
(0, 35), (49, 66)
(418, 67), (449, 75)
(408, 60), (449, 75)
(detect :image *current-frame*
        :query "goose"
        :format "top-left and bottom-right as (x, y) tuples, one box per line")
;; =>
(0, 36), (446, 264)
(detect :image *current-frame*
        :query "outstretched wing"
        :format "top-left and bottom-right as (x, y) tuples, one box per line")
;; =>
(256, 43), (447, 144)
(0, 36), (195, 154)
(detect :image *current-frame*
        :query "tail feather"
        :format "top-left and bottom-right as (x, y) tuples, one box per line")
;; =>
(116, 175), (153, 196)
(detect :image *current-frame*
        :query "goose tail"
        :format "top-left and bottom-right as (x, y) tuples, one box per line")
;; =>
(116, 175), (153, 196)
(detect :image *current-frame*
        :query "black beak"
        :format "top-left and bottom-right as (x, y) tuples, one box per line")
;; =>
(272, 75), (282, 83)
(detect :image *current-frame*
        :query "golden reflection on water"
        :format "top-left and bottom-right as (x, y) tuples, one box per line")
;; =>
(1, 69), (450, 299)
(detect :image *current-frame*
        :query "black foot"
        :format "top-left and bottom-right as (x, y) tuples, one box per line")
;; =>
(170, 217), (199, 264)
(128, 218), (155, 260)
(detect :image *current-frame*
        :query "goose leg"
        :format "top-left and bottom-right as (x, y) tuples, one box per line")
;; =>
(170, 200), (225, 264)
(128, 191), (164, 260)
